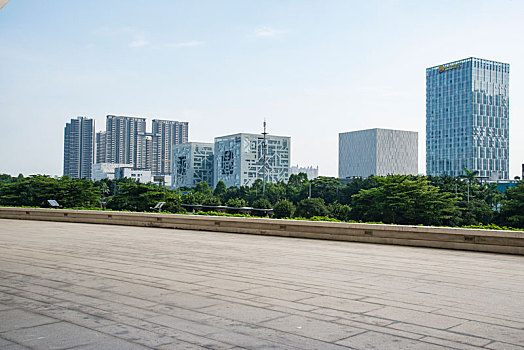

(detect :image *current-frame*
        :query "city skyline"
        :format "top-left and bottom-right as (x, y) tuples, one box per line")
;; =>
(1, 1), (524, 178)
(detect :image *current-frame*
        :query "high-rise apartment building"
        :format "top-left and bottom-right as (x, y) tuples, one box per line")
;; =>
(104, 115), (147, 169)
(214, 133), (290, 188)
(152, 119), (188, 175)
(95, 131), (106, 164)
(426, 58), (509, 179)
(172, 142), (214, 188)
(339, 128), (418, 178)
(63, 117), (95, 180)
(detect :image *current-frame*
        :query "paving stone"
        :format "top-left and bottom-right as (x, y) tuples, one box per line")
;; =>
(0, 309), (58, 332)
(336, 330), (449, 349)
(365, 306), (465, 329)
(260, 314), (365, 342)
(299, 295), (383, 313)
(1, 219), (523, 349)
(198, 303), (286, 324)
(1, 322), (106, 349)
(388, 321), (492, 347)
(449, 321), (524, 346)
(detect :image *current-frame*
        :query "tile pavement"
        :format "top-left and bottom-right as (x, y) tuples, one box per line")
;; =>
(0, 219), (523, 349)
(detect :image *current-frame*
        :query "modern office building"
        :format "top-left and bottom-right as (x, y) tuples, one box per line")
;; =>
(214, 133), (290, 188)
(426, 57), (509, 179)
(172, 142), (214, 188)
(152, 119), (189, 175)
(63, 117), (95, 180)
(290, 165), (319, 179)
(339, 128), (418, 178)
(92, 162), (132, 181)
(103, 115), (147, 169)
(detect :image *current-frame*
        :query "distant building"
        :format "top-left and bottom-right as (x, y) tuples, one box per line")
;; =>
(172, 142), (214, 189)
(104, 115), (147, 169)
(92, 163), (132, 181)
(95, 131), (106, 164)
(426, 58), (509, 179)
(339, 128), (418, 178)
(63, 117), (95, 180)
(214, 133), (290, 188)
(114, 167), (152, 184)
(290, 165), (319, 179)
(152, 119), (188, 175)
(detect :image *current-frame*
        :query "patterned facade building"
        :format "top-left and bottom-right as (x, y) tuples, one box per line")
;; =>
(339, 128), (418, 178)
(426, 58), (509, 179)
(151, 119), (189, 175)
(214, 133), (290, 188)
(63, 117), (95, 180)
(172, 142), (214, 188)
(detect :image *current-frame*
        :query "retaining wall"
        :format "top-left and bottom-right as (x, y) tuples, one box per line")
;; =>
(0, 207), (523, 255)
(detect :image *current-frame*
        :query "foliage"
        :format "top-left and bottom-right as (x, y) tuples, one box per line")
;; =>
(214, 180), (227, 197)
(328, 202), (352, 221)
(351, 175), (459, 226)
(202, 196), (222, 206)
(273, 199), (295, 218)
(295, 198), (329, 218)
(0, 175), (100, 208)
(499, 183), (524, 228)
(252, 198), (272, 209)
(225, 198), (248, 207)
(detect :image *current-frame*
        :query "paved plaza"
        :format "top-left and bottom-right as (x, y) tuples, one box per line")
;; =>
(0, 219), (523, 349)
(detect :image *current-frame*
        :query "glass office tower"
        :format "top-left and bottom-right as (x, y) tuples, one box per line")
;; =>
(426, 58), (509, 179)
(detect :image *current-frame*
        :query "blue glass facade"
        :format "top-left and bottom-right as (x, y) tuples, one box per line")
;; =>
(426, 58), (509, 179)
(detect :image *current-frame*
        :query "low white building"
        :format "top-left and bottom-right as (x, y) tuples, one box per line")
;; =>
(114, 167), (152, 184)
(92, 163), (132, 181)
(290, 165), (319, 179)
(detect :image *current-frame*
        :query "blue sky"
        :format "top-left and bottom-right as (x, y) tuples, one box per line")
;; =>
(1, 0), (523, 178)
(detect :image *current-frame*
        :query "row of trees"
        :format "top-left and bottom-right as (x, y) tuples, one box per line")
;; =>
(0, 172), (523, 229)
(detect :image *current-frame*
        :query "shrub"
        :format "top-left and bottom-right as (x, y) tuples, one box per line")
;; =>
(252, 198), (272, 209)
(295, 198), (329, 218)
(273, 199), (295, 218)
(226, 198), (248, 207)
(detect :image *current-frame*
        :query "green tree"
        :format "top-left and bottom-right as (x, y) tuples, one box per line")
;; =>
(252, 198), (272, 209)
(295, 198), (329, 218)
(351, 175), (459, 226)
(202, 196), (221, 206)
(328, 202), (352, 221)
(214, 181), (227, 198)
(195, 181), (212, 196)
(310, 177), (341, 204)
(499, 183), (524, 228)
(273, 199), (295, 218)
(226, 198), (247, 207)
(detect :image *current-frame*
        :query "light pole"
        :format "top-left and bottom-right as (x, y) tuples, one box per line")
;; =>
(262, 120), (268, 196)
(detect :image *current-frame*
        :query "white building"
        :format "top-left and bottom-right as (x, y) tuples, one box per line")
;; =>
(290, 165), (319, 179)
(172, 142), (214, 189)
(339, 128), (418, 178)
(92, 163), (132, 181)
(214, 133), (290, 188)
(114, 167), (153, 184)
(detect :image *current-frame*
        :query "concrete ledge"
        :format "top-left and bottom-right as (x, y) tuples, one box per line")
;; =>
(1, 207), (523, 255)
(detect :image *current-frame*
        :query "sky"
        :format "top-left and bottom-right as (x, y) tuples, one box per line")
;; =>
(1, 0), (523, 178)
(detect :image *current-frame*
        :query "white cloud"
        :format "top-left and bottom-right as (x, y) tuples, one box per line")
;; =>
(167, 41), (205, 48)
(254, 27), (284, 37)
(129, 36), (148, 48)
